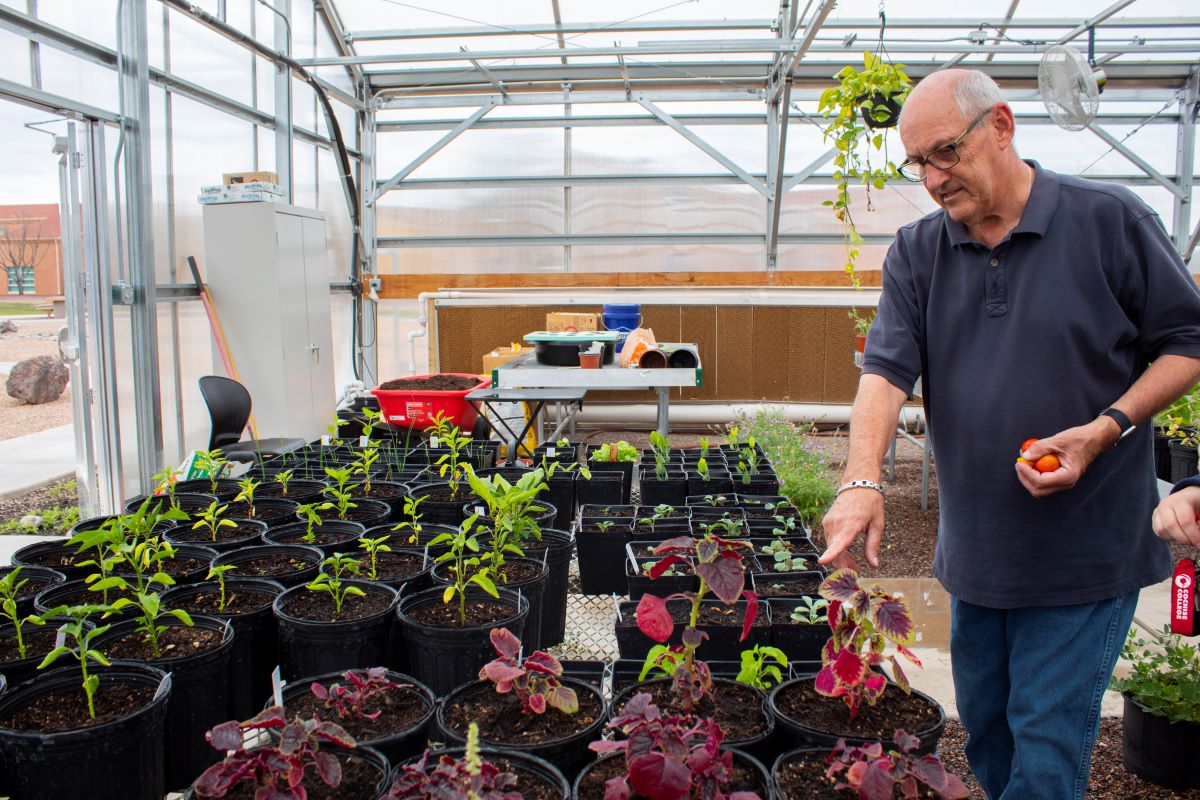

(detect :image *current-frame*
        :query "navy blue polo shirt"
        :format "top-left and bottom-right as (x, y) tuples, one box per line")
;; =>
(864, 162), (1200, 608)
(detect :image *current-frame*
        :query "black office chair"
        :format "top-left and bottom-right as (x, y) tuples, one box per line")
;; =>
(198, 375), (305, 462)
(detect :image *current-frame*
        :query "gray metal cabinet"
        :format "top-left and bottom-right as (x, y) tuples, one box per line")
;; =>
(202, 202), (334, 442)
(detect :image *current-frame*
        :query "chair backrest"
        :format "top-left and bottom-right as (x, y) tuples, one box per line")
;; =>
(198, 375), (252, 451)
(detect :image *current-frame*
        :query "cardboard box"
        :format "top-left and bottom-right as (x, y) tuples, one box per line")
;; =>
(546, 312), (599, 332)
(224, 170), (280, 185)
(482, 345), (534, 374)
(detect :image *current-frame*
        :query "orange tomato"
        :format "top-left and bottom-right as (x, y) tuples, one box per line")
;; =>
(1033, 454), (1060, 473)
(1020, 438), (1039, 453)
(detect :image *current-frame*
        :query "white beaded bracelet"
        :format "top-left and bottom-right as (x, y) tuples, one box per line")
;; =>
(835, 479), (885, 497)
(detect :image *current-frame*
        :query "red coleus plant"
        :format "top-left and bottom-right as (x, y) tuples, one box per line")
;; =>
(635, 534), (758, 710)
(589, 692), (760, 800)
(826, 729), (969, 800)
(815, 568), (920, 718)
(479, 627), (579, 714)
(386, 723), (522, 800)
(311, 666), (408, 721)
(194, 706), (357, 799)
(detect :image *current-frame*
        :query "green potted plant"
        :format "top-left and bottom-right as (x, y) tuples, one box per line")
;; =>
(1109, 626), (1200, 789)
(818, 50), (910, 346)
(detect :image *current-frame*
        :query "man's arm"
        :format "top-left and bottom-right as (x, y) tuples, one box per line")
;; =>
(819, 374), (909, 570)
(1018, 354), (1200, 497)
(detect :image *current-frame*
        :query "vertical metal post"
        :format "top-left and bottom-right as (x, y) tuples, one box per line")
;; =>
(25, 0), (40, 89)
(1173, 68), (1197, 254)
(118, 0), (164, 496)
(275, 0), (294, 202)
(360, 97), (379, 383)
(163, 4), (185, 463)
(84, 120), (125, 513)
(563, 84), (572, 273)
(56, 124), (98, 517)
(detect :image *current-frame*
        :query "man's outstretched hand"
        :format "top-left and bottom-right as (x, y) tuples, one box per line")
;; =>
(819, 487), (885, 572)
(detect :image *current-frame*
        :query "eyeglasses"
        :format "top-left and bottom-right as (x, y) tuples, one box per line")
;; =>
(897, 108), (993, 182)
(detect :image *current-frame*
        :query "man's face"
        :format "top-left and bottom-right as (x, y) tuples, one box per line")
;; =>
(900, 106), (999, 227)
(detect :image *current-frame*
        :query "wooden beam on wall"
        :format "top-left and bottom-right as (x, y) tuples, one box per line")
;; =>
(369, 270), (883, 299)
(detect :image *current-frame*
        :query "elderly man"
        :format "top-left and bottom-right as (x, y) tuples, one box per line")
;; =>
(819, 68), (1200, 798)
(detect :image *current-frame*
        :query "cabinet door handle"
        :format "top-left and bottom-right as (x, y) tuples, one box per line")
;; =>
(309, 343), (320, 361)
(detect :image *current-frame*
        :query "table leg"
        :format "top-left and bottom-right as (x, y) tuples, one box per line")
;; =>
(655, 387), (670, 437)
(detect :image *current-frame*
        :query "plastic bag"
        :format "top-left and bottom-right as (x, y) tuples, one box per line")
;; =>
(620, 327), (657, 368)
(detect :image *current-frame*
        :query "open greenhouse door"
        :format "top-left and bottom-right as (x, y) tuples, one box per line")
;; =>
(54, 120), (124, 517)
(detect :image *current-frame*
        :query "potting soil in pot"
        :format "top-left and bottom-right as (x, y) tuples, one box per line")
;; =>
(576, 752), (765, 800)
(773, 749), (845, 798)
(0, 682), (155, 734)
(100, 626), (225, 660)
(396, 749), (568, 800)
(225, 553), (315, 579)
(754, 574), (823, 598)
(774, 679), (942, 742)
(169, 586), (276, 615)
(613, 679), (770, 744)
(285, 681), (431, 747)
(440, 681), (605, 748)
(206, 753), (386, 800)
(353, 550), (428, 583)
(277, 590), (395, 622)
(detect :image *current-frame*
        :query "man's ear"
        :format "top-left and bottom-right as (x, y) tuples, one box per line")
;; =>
(991, 103), (1017, 150)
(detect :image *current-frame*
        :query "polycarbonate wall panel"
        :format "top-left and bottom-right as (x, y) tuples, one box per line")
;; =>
(377, 246), (565, 275)
(572, 126), (761, 175)
(167, 4), (255, 107)
(571, 244), (764, 273)
(376, 187), (564, 239)
(375, 128), (565, 179)
(0, 28), (31, 86)
(572, 185), (764, 234)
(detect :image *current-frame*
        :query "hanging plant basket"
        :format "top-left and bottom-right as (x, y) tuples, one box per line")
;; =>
(857, 90), (904, 129)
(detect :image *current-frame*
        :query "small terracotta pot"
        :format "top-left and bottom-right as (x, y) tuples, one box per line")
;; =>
(579, 352), (601, 369)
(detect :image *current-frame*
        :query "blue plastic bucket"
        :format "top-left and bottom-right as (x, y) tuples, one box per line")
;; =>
(603, 303), (641, 352)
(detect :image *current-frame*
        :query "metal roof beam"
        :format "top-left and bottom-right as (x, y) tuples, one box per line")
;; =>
(372, 101), (496, 202)
(1087, 123), (1188, 199)
(637, 99), (768, 197)
(782, 147), (838, 192)
(377, 232), (899, 248)
(346, 17), (1200, 42)
(461, 49), (508, 97)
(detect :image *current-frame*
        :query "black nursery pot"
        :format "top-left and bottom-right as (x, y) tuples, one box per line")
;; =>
(396, 746), (570, 800)
(273, 581), (400, 681)
(254, 478), (328, 503)
(573, 748), (769, 800)
(585, 458), (635, 503)
(433, 557), (548, 652)
(163, 517), (268, 554)
(859, 91), (903, 129)
(120, 492), (216, 516)
(1168, 438), (1199, 482)
(264, 519), (367, 556)
(437, 677), (608, 778)
(211, 543), (324, 588)
(575, 470), (625, 509)
(687, 472), (735, 498)
(223, 497), (301, 528)
(394, 587), (529, 697)
(350, 480), (410, 522)
(92, 615), (235, 791)
(0, 663), (171, 800)
(1154, 429), (1173, 482)
(1121, 693), (1200, 790)
(160, 543), (222, 584)
(518, 528), (576, 649)
(614, 598), (771, 661)
(10, 539), (92, 580)
(161, 577), (285, 721)
(0, 565), (66, 617)
(406, 481), (470, 525)
(638, 469), (688, 508)
(182, 744), (391, 800)
(175, 478), (243, 501)
(575, 522), (632, 595)
(767, 676), (947, 756)
(768, 599), (830, 663)
(279, 669), (436, 767)
(544, 472), (576, 529)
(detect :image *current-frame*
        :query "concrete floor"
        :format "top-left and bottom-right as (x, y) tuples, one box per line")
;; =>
(0, 424), (74, 501)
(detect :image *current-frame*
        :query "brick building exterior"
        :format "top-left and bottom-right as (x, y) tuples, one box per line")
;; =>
(0, 204), (62, 297)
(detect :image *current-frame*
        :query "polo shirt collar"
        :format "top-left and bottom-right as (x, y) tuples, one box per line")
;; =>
(944, 159), (1059, 248)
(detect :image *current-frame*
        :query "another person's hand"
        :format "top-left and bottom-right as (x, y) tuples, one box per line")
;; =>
(1014, 420), (1113, 498)
(1152, 485), (1200, 547)
(819, 487), (885, 572)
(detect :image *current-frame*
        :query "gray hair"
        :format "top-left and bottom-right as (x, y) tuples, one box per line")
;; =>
(952, 70), (1007, 118)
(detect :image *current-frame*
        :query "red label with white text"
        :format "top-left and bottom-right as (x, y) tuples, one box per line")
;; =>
(1171, 559), (1195, 636)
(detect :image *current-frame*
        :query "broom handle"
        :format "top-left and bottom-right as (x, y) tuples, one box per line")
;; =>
(188, 256), (260, 440)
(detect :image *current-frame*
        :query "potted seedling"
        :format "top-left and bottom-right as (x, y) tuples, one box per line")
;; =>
(0, 566), (57, 686)
(91, 535), (237, 789)
(395, 514), (530, 696)
(735, 644), (789, 692)
(577, 502), (637, 596)
(587, 440), (639, 503)
(0, 602), (173, 800)
(1109, 625), (1200, 790)
(438, 627), (606, 776)
(267, 497), (365, 556)
(767, 568), (946, 755)
(273, 553), (399, 680)
(641, 431), (688, 507)
(277, 666), (436, 767)
(190, 707), (389, 798)
(580, 692), (766, 800)
(178, 449), (239, 500)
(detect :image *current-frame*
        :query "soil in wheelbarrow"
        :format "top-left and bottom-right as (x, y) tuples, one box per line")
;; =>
(380, 375), (480, 391)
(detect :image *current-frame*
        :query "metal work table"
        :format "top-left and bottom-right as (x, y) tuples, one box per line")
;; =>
(492, 352), (703, 436)
(466, 386), (587, 459)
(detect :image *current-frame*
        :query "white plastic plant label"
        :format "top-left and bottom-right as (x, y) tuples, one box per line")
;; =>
(153, 672), (173, 702)
(547, 447), (556, 458)
(320, 435), (331, 446)
(359, 436), (369, 448)
(54, 626), (66, 650)
(271, 666), (285, 707)
(475, 506), (484, 516)
(430, 436), (441, 449)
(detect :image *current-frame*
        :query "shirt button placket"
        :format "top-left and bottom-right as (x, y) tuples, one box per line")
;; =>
(985, 252), (1007, 316)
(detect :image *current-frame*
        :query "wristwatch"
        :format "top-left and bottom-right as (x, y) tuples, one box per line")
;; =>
(1099, 407), (1136, 443)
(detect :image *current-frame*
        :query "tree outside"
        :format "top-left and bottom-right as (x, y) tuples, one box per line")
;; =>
(0, 211), (49, 296)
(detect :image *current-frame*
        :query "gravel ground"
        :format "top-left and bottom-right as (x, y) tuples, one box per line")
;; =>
(0, 319), (73, 440)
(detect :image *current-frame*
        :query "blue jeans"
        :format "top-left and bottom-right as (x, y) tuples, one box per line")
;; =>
(950, 591), (1138, 800)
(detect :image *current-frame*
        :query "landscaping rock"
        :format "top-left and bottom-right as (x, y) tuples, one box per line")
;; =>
(6, 355), (69, 404)
(0, 320), (16, 333)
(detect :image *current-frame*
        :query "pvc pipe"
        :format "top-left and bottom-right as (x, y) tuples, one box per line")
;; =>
(546, 402), (926, 430)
